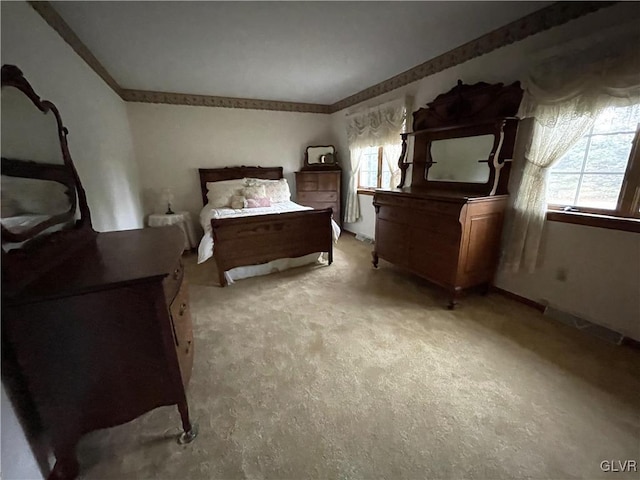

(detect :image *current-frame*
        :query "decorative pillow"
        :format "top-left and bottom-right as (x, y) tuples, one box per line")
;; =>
(246, 197), (271, 208)
(242, 184), (267, 200)
(245, 178), (291, 203)
(206, 179), (246, 208)
(230, 195), (247, 209)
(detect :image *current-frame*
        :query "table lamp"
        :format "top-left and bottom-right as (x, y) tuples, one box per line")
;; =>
(161, 187), (175, 214)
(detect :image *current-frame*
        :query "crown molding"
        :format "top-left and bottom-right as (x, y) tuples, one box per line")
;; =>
(328, 1), (616, 113)
(120, 89), (331, 114)
(29, 1), (615, 114)
(28, 1), (122, 97)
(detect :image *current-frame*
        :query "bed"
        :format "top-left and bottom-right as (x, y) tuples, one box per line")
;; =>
(197, 166), (340, 286)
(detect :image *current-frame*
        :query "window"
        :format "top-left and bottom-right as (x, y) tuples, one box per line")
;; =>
(358, 146), (392, 191)
(547, 104), (640, 218)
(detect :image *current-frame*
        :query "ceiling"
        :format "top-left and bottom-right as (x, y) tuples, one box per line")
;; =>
(51, 1), (551, 106)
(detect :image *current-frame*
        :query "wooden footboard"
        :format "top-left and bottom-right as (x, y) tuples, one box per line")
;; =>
(211, 208), (333, 286)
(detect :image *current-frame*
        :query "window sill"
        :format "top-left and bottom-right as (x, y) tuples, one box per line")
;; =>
(546, 210), (640, 233)
(357, 189), (376, 196)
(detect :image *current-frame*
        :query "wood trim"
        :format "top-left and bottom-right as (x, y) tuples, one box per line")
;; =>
(121, 89), (331, 114)
(329, 2), (616, 113)
(29, 1), (615, 114)
(28, 1), (122, 97)
(546, 210), (640, 233)
(621, 337), (640, 350)
(490, 286), (546, 312)
(357, 189), (376, 196)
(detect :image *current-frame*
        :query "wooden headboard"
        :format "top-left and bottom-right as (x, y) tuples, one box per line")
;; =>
(198, 166), (283, 206)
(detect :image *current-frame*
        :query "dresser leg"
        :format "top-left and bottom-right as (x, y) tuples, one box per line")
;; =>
(177, 401), (198, 445)
(48, 444), (79, 480)
(372, 251), (379, 268)
(447, 287), (462, 310)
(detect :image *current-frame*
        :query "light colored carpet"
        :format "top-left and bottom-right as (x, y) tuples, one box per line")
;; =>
(77, 235), (639, 479)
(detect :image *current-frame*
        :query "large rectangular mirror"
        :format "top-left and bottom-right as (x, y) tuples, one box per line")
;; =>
(427, 134), (494, 183)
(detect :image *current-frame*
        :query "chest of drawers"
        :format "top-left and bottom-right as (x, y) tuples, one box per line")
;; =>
(373, 189), (508, 308)
(295, 170), (342, 226)
(2, 226), (197, 479)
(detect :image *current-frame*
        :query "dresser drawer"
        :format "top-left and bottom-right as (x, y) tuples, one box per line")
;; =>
(375, 193), (462, 217)
(170, 278), (194, 387)
(163, 259), (183, 304)
(298, 191), (338, 203)
(298, 181), (318, 191)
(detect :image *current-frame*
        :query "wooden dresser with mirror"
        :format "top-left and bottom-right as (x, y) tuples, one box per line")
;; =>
(372, 81), (523, 308)
(296, 145), (342, 226)
(1, 65), (197, 480)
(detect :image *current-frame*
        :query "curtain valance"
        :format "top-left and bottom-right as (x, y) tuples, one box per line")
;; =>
(518, 29), (640, 125)
(346, 98), (408, 150)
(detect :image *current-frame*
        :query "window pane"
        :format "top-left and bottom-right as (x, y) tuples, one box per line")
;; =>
(592, 104), (640, 134)
(547, 173), (580, 205)
(584, 133), (634, 173)
(359, 169), (375, 188)
(553, 137), (588, 172)
(576, 174), (624, 209)
(358, 148), (378, 189)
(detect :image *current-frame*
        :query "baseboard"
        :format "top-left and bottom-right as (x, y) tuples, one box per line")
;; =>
(354, 233), (374, 244)
(492, 286), (638, 347)
(490, 286), (546, 312)
(543, 306), (625, 345)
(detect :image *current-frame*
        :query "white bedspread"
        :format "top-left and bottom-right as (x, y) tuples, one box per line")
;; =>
(198, 200), (341, 273)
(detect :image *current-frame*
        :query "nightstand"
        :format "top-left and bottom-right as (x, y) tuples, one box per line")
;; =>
(148, 211), (198, 251)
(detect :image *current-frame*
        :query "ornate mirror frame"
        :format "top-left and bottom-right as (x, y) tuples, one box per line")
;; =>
(303, 145), (340, 170)
(1, 65), (96, 294)
(397, 80), (523, 195)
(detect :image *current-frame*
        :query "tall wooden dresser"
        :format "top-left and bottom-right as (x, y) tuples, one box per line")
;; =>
(372, 81), (523, 308)
(295, 169), (342, 226)
(1, 65), (197, 480)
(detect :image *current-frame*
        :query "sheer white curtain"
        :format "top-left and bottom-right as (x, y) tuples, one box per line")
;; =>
(344, 98), (408, 223)
(382, 143), (402, 189)
(503, 29), (640, 273)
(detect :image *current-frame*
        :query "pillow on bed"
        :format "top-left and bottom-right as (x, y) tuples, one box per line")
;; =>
(242, 184), (267, 200)
(246, 197), (271, 208)
(230, 195), (247, 209)
(245, 178), (291, 203)
(206, 179), (246, 208)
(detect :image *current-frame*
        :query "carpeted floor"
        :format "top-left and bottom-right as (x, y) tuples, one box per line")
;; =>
(77, 234), (639, 479)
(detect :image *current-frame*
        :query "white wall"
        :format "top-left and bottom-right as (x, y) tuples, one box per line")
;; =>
(332, 2), (640, 339)
(1, 2), (146, 478)
(127, 102), (335, 229)
(1, 1), (144, 232)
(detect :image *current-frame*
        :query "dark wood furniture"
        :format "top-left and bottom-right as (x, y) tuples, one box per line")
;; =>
(198, 166), (334, 287)
(373, 81), (523, 308)
(1, 65), (197, 480)
(295, 169), (342, 226)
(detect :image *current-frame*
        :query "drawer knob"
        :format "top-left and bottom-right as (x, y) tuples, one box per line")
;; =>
(186, 340), (192, 354)
(179, 303), (187, 316)
(173, 268), (180, 280)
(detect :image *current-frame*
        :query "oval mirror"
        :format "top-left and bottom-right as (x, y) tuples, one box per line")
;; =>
(1, 66), (84, 249)
(1, 65), (94, 293)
